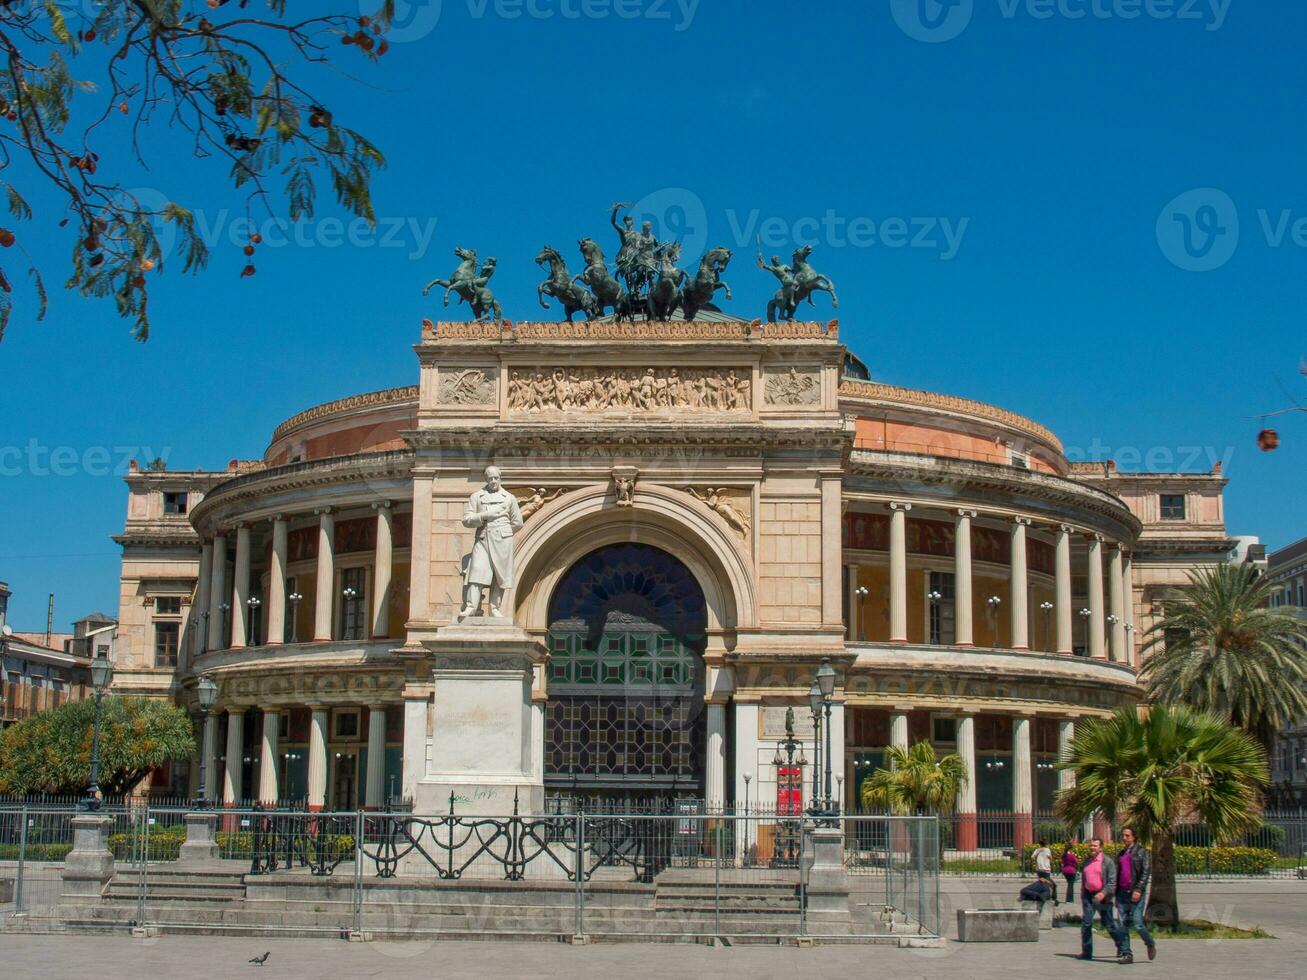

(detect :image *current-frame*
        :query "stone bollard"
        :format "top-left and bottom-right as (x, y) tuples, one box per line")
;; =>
(60, 814), (116, 899)
(802, 822), (852, 915)
(178, 812), (220, 864)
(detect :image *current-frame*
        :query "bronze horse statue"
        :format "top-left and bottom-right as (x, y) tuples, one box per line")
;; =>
(646, 242), (685, 321)
(680, 247), (733, 321)
(574, 238), (629, 319)
(536, 245), (596, 321)
(422, 246), (480, 308)
(787, 244), (838, 317)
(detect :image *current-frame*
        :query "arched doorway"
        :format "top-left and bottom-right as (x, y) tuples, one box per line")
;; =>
(544, 543), (707, 810)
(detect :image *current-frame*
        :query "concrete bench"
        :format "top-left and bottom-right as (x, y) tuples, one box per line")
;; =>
(1019, 899), (1055, 930)
(957, 908), (1040, 942)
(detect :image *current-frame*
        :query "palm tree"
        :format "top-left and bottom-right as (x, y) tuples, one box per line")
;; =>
(1140, 562), (1307, 752)
(1057, 707), (1268, 927)
(860, 740), (967, 815)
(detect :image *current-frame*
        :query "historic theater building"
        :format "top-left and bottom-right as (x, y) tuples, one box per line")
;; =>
(110, 317), (1235, 850)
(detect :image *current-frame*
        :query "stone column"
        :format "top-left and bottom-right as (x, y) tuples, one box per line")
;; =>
(845, 564), (858, 641)
(888, 502), (911, 644)
(1010, 517), (1031, 651)
(1087, 534), (1106, 660)
(1057, 719), (1076, 795)
(1055, 525), (1074, 655)
(231, 524), (251, 648)
(827, 700), (846, 812)
(1108, 544), (1126, 663)
(1122, 552), (1135, 666)
(955, 510), (976, 647)
(308, 706), (329, 810)
(366, 704), (387, 808)
(890, 708), (910, 755)
(267, 517), (288, 645)
(189, 541), (213, 666)
(372, 501), (393, 639)
(1013, 715), (1034, 849)
(705, 702), (727, 810)
(259, 709), (280, 804)
(207, 533), (228, 650)
(222, 708), (245, 805)
(314, 508), (334, 641)
(956, 713), (978, 851)
(201, 711), (219, 803)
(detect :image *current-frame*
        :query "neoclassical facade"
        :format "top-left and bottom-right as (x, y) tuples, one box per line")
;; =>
(111, 317), (1235, 850)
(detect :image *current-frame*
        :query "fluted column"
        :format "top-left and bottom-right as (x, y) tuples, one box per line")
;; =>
(955, 510), (975, 647)
(890, 708), (910, 756)
(190, 541), (213, 665)
(201, 712), (219, 803)
(222, 708), (245, 805)
(231, 524), (251, 648)
(1057, 719), (1076, 795)
(1010, 517), (1031, 651)
(1013, 714), (1033, 849)
(956, 713), (978, 852)
(365, 704), (387, 808)
(207, 533), (228, 650)
(259, 710), (280, 803)
(706, 702), (726, 809)
(1122, 552), (1135, 665)
(888, 502), (911, 644)
(1086, 534), (1106, 660)
(372, 501), (393, 639)
(267, 517), (288, 645)
(314, 509), (334, 641)
(1108, 545), (1126, 663)
(308, 707), (329, 810)
(1055, 525), (1074, 654)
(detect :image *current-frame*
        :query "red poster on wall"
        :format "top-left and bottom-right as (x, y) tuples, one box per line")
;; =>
(776, 766), (804, 815)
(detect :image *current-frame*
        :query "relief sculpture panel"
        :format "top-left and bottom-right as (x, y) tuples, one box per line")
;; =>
(507, 366), (751, 414)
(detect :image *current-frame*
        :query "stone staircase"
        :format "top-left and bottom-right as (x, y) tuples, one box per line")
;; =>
(55, 866), (910, 944)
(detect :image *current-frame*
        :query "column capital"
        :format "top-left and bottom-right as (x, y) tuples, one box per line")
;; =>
(226, 706), (247, 717)
(1083, 531), (1104, 543)
(1012, 516), (1032, 527)
(316, 506), (333, 517)
(372, 499), (392, 511)
(269, 513), (286, 524)
(1058, 523), (1076, 535)
(891, 703), (915, 713)
(888, 501), (913, 513)
(955, 508), (977, 520)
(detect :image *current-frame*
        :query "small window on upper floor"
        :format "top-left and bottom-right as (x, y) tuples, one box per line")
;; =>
(1010, 452), (1028, 470)
(1159, 494), (1186, 520)
(163, 491), (188, 515)
(154, 596), (182, 616)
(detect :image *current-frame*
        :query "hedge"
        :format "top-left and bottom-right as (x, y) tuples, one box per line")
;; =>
(1021, 842), (1278, 875)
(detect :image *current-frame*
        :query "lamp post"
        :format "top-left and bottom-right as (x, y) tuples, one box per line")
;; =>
(927, 590), (943, 644)
(288, 592), (303, 643)
(771, 715), (806, 867)
(815, 658), (836, 817)
(194, 674), (218, 808)
(742, 772), (752, 859)
(217, 602), (231, 649)
(853, 585), (869, 641)
(82, 652), (114, 811)
(1078, 607), (1092, 655)
(342, 586), (358, 640)
(246, 595), (262, 647)
(1124, 623), (1136, 665)
(199, 609), (210, 655)
(1039, 600), (1054, 651)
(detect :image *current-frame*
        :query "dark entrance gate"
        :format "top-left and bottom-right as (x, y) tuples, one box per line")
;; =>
(544, 543), (707, 811)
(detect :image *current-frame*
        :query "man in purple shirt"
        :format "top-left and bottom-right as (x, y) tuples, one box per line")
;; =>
(1116, 826), (1157, 963)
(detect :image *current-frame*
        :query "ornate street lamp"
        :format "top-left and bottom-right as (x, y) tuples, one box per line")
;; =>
(1078, 607), (1092, 655)
(770, 712), (806, 867)
(81, 653), (114, 811)
(246, 595), (262, 646)
(288, 592), (303, 643)
(808, 679), (824, 813)
(194, 674), (219, 809)
(1039, 600), (1054, 651)
(815, 658), (836, 817)
(927, 590), (943, 645)
(217, 602), (231, 649)
(853, 585), (869, 641)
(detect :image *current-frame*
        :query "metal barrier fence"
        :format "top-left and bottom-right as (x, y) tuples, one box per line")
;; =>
(0, 804), (941, 941)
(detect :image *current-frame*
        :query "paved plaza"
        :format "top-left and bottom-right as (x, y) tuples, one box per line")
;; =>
(2, 879), (1303, 979)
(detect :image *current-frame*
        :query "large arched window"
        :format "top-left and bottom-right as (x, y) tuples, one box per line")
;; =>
(545, 543), (707, 800)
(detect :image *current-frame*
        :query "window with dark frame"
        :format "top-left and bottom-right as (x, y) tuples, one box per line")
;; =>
(163, 491), (188, 515)
(155, 596), (182, 615)
(1159, 494), (1186, 520)
(154, 622), (180, 667)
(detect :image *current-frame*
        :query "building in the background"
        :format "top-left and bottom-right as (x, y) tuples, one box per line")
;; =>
(109, 317), (1246, 854)
(0, 582), (95, 731)
(1268, 535), (1307, 806)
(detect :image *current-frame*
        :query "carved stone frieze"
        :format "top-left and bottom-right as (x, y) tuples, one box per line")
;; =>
(437, 367), (497, 406)
(684, 486), (752, 538)
(513, 487), (566, 521)
(507, 366), (751, 415)
(764, 366), (821, 406)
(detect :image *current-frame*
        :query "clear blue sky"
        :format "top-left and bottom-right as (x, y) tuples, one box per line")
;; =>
(1, 0), (1303, 629)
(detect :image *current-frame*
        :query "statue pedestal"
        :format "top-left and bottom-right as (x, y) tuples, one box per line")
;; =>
(60, 815), (115, 899)
(410, 617), (546, 816)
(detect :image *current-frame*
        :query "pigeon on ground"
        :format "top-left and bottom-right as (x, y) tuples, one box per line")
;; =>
(249, 951), (271, 966)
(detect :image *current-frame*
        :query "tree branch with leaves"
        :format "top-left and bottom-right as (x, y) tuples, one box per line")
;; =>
(0, 0), (400, 342)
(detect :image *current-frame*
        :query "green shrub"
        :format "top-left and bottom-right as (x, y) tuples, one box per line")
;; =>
(1019, 842), (1277, 875)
